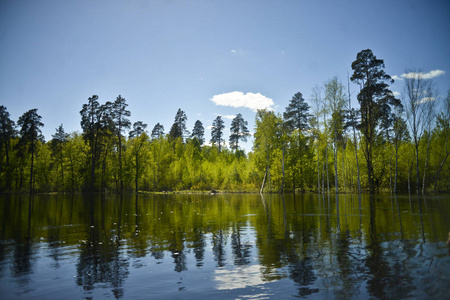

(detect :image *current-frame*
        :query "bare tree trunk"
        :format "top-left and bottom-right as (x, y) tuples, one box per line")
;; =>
(260, 170), (267, 194)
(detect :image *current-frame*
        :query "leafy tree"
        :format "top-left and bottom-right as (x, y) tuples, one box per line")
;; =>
(434, 90), (450, 192)
(129, 121), (148, 193)
(151, 123), (165, 140)
(0, 105), (16, 191)
(324, 77), (347, 198)
(210, 115), (225, 152)
(253, 109), (283, 193)
(351, 49), (401, 193)
(392, 108), (409, 194)
(229, 113), (250, 152)
(17, 108), (44, 193)
(169, 108), (189, 141)
(191, 120), (205, 145)
(112, 95), (131, 193)
(51, 124), (69, 191)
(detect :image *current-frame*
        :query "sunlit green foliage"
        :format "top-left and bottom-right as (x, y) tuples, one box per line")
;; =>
(1, 50), (449, 194)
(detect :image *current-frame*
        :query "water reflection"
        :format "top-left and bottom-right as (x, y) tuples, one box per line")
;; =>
(0, 193), (449, 299)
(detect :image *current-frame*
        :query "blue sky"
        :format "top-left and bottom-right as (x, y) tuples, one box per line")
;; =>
(1, 0), (449, 152)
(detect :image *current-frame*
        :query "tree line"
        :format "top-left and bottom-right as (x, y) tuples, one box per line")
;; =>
(0, 49), (449, 194)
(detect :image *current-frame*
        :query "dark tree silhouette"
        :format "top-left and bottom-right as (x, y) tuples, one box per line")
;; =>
(0, 106), (16, 191)
(80, 95), (101, 192)
(191, 120), (205, 145)
(210, 115), (225, 152)
(129, 121), (148, 193)
(51, 124), (69, 191)
(229, 113), (250, 151)
(151, 123), (165, 140)
(169, 108), (189, 141)
(17, 108), (44, 193)
(112, 95), (131, 193)
(351, 49), (401, 193)
(283, 92), (310, 133)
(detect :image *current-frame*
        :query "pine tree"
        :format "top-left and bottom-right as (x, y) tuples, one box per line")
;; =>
(191, 120), (205, 145)
(229, 113), (250, 151)
(0, 106), (16, 191)
(351, 49), (401, 193)
(151, 123), (165, 140)
(17, 108), (44, 193)
(112, 95), (131, 193)
(51, 124), (69, 190)
(129, 121), (148, 193)
(169, 109), (189, 141)
(210, 116), (225, 152)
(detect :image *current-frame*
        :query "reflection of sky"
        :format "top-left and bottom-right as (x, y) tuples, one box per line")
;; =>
(214, 264), (264, 290)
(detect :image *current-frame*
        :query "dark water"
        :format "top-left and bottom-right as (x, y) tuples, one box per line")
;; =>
(0, 193), (449, 299)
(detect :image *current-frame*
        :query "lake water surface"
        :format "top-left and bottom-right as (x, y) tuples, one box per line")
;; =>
(0, 193), (449, 299)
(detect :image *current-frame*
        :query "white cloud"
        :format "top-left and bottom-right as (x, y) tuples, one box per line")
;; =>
(220, 114), (236, 120)
(230, 49), (244, 55)
(417, 97), (436, 104)
(393, 91), (401, 97)
(392, 75), (403, 81)
(210, 91), (274, 111)
(401, 69), (446, 80)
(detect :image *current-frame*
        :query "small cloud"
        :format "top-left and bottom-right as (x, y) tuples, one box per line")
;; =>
(220, 114), (235, 120)
(417, 97), (436, 104)
(401, 69), (446, 80)
(392, 75), (403, 81)
(230, 49), (244, 55)
(393, 91), (401, 97)
(210, 91), (275, 111)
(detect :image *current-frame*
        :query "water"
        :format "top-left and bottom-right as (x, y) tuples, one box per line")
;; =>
(0, 193), (449, 299)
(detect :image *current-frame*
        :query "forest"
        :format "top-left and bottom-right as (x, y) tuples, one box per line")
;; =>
(1, 49), (449, 194)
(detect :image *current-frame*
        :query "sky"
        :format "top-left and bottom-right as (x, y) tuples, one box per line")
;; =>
(1, 0), (449, 152)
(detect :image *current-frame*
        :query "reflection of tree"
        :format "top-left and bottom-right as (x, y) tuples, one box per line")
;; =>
(212, 229), (226, 267)
(75, 197), (129, 298)
(364, 196), (416, 299)
(288, 257), (318, 297)
(231, 225), (252, 266)
(192, 227), (205, 267)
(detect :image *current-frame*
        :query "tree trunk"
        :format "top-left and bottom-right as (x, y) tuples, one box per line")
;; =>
(415, 144), (420, 195)
(29, 146), (34, 194)
(422, 135), (431, 194)
(394, 140), (398, 194)
(260, 170), (267, 194)
(281, 145), (285, 194)
(135, 154), (139, 194)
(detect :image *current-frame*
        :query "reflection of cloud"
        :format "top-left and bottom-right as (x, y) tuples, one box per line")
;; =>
(210, 91), (274, 111)
(214, 264), (265, 290)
